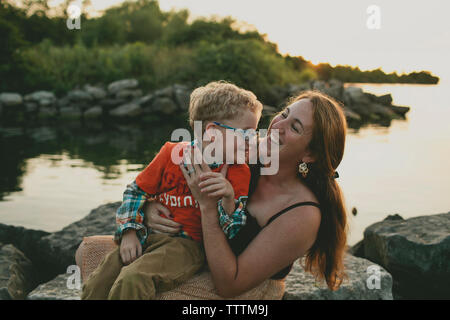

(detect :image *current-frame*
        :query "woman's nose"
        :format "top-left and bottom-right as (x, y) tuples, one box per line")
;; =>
(271, 118), (286, 133)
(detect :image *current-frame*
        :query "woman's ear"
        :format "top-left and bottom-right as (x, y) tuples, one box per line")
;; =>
(301, 150), (316, 164)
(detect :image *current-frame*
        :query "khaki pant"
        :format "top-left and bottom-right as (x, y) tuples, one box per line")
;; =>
(81, 233), (205, 300)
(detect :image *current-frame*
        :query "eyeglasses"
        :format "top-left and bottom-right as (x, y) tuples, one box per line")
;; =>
(212, 121), (257, 140)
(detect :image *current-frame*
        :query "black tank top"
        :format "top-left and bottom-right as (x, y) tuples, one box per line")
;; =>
(228, 164), (321, 280)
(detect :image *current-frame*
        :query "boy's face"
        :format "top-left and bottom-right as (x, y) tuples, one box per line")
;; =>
(205, 109), (260, 164)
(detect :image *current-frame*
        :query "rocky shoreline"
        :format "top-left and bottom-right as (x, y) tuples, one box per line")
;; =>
(0, 79), (409, 128)
(1, 202), (448, 300)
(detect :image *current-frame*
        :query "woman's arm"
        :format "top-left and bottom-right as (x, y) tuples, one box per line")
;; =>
(200, 201), (321, 298)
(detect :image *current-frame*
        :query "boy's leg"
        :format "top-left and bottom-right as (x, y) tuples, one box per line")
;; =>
(81, 246), (123, 300)
(107, 233), (205, 300)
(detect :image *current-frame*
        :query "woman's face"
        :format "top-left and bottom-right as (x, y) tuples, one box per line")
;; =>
(265, 98), (315, 164)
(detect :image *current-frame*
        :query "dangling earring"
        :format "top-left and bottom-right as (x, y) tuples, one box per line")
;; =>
(298, 162), (309, 178)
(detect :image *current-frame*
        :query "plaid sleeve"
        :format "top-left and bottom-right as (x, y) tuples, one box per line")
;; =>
(218, 196), (248, 239)
(114, 180), (155, 245)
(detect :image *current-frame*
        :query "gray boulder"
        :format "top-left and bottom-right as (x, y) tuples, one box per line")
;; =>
(100, 98), (127, 110)
(311, 80), (344, 101)
(344, 87), (371, 106)
(83, 85), (107, 100)
(67, 89), (93, 102)
(0, 244), (36, 300)
(343, 107), (361, 121)
(24, 91), (56, 104)
(108, 79), (138, 95)
(363, 212), (450, 299)
(374, 94), (393, 105)
(116, 89), (143, 100)
(150, 97), (178, 115)
(110, 102), (142, 117)
(287, 83), (311, 96)
(136, 94), (154, 108)
(153, 86), (174, 99)
(28, 273), (81, 300)
(0, 93), (23, 106)
(283, 254), (393, 300)
(389, 105), (410, 116)
(36, 202), (119, 277)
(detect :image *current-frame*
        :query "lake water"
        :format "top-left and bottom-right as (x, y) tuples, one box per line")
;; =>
(1, 82), (449, 245)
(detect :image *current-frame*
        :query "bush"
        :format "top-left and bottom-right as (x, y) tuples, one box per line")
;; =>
(20, 41), (196, 94)
(191, 39), (304, 102)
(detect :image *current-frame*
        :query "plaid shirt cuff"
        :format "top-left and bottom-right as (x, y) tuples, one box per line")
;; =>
(218, 196), (248, 239)
(114, 181), (154, 246)
(114, 222), (149, 245)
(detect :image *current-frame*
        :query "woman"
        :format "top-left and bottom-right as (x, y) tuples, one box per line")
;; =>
(145, 90), (348, 298)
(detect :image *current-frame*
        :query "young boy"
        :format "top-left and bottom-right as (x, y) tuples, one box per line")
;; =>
(81, 81), (262, 300)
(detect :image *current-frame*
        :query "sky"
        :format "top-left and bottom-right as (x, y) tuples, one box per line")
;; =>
(49, 0), (450, 79)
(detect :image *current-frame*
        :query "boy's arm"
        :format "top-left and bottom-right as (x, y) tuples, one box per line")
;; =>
(217, 165), (251, 239)
(218, 196), (248, 239)
(115, 141), (173, 245)
(114, 180), (155, 246)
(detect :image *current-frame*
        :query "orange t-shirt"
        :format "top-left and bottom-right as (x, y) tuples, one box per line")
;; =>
(135, 141), (250, 242)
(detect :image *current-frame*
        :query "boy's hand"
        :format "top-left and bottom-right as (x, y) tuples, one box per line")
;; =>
(198, 165), (234, 200)
(120, 229), (142, 265)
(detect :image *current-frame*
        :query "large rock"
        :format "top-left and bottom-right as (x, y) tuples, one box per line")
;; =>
(0, 93), (23, 106)
(100, 98), (127, 110)
(151, 97), (178, 115)
(343, 87), (371, 106)
(311, 80), (344, 101)
(0, 223), (50, 267)
(116, 89), (143, 100)
(83, 85), (107, 100)
(0, 244), (36, 300)
(107, 79), (138, 95)
(389, 105), (410, 116)
(110, 102), (142, 117)
(67, 89), (93, 102)
(283, 254), (393, 300)
(343, 107), (361, 121)
(24, 91), (56, 105)
(28, 273), (81, 300)
(36, 202), (119, 277)
(363, 212), (450, 299)
(374, 93), (393, 105)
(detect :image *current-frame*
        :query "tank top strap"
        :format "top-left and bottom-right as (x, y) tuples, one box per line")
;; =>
(264, 201), (321, 228)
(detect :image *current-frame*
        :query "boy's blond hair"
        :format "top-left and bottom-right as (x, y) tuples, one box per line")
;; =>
(189, 81), (263, 130)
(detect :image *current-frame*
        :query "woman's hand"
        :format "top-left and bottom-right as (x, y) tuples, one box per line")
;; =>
(144, 201), (181, 234)
(178, 145), (223, 212)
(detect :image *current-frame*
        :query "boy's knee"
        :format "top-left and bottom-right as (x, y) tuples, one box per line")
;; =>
(109, 271), (156, 300)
